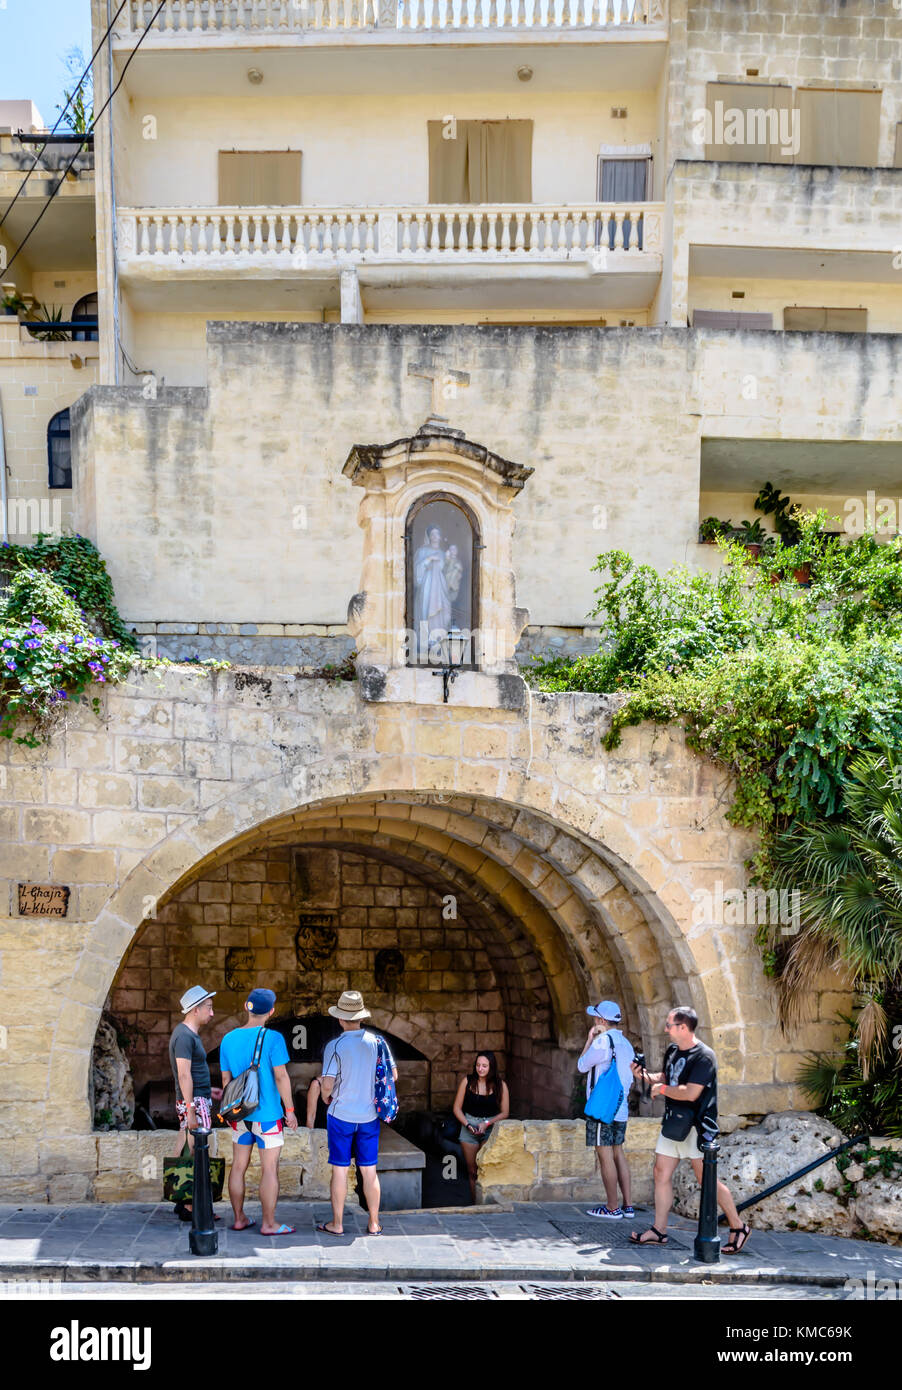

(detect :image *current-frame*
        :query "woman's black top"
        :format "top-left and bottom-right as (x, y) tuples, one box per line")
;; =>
(463, 1086), (498, 1118)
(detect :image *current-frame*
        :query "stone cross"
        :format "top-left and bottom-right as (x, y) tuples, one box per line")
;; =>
(408, 351), (471, 419)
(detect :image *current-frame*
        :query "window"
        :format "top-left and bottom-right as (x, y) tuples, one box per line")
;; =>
(704, 83), (794, 164)
(71, 291), (98, 343)
(427, 120), (533, 203)
(795, 89), (881, 167)
(218, 151), (302, 206)
(784, 307), (867, 333)
(405, 493), (479, 667)
(596, 153), (651, 250)
(47, 408), (71, 489)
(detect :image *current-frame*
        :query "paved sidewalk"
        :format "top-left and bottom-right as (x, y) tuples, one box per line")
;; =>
(1, 1201), (900, 1287)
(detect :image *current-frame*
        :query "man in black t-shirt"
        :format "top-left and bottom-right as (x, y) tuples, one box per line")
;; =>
(628, 1006), (751, 1255)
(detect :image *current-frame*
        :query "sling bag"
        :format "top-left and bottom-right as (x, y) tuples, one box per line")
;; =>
(217, 1027), (266, 1123)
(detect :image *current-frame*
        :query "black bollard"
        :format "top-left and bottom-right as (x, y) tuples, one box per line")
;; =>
(189, 1127), (219, 1257)
(694, 1138), (720, 1264)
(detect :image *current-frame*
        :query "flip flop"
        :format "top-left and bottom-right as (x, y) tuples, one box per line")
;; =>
(229, 1219), (256, 1231)
(367, 1226), (384, 1236)
(316, 1222), (345, 1236)
(262, 1223), (296, 1237)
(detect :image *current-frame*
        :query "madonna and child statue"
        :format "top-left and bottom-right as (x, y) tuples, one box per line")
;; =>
(410, 504), (471, 664)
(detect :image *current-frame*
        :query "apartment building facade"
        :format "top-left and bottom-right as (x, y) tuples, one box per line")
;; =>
(0, 1), (896, 1199)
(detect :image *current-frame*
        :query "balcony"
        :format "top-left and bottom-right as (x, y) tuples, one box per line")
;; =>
(116, 201), (663, 315)
(121, 0), (668, 40)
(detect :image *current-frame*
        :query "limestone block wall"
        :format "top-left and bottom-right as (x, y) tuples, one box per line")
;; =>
(72, 323), (902, 635)
(476, 1117), (662, 1206)
(670, 0), (902, 168)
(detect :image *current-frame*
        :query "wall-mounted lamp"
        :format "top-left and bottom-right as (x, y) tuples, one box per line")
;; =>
(69, 353), (84, 369)
(517, 65), (533, 82)
(247, 68), (264, 85)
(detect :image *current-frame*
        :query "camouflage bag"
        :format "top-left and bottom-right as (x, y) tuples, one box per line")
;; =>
(163, 1141), (225, 1204)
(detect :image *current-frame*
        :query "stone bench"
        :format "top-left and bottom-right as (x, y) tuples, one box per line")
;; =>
(355, 1122), (425, 1211)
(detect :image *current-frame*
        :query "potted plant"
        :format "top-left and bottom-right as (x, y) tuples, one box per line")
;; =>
(754, 482), (803, 547)
(732, 518), (768, 558)
(698, 516), (732, 544)
(1, 290), (27, 317)
(27, 303), (68, 342)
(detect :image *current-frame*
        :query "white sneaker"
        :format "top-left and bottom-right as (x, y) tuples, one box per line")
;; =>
(586, 1205), (623, 1219)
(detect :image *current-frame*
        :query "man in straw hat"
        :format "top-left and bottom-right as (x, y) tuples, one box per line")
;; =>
(316, 991), (398, 1237)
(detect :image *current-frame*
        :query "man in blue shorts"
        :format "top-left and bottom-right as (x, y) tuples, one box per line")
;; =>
(318, 990), (397, 1237)
(219, 987), (298, 1236)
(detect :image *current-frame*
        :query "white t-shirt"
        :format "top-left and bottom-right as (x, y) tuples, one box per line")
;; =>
(322, 1029), (394, 1125)
(578, 1027), (635, 1123)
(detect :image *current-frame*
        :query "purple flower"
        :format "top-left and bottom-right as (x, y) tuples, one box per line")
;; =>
(4, 658), (16, 670)
(1, 640), (12, 649)
(24, 639), (40, 650)
(73, 635), (83, 645)
(56, 690), (68, 700)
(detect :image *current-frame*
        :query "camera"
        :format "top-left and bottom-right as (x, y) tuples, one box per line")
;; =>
(633, 1050), (650, 1100)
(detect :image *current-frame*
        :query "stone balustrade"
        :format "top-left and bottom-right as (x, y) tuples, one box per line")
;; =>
(123, 0), (667, 37)
(117, 203), (663, 265)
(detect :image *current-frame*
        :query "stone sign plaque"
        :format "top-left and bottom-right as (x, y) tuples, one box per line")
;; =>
(18, 883), (70, 917)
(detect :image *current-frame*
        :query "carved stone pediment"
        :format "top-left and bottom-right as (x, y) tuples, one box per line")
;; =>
(342, 420), (533, 707)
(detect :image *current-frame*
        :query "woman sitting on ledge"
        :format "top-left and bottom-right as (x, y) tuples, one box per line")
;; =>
(452, 1051), (510, 1202)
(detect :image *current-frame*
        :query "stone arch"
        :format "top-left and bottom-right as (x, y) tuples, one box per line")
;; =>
(63, 739), (746, 1135)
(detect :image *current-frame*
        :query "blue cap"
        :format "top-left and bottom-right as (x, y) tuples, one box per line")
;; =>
(246, 988), (277, 1015)
(587, 1000), (621, 1022)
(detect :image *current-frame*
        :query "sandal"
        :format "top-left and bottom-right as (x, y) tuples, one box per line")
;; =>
(316, 1222), (345, 1236)
(263, 1223), (296, 1237)
(629, 1225), (668, 1246)
(722, 1222), (751, 1255)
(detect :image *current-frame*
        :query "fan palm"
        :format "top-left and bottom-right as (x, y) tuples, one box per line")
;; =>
(769, 746), (902, 1075)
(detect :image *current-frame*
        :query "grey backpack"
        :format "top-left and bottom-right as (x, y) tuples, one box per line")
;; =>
(217, 1027), (266, 1123)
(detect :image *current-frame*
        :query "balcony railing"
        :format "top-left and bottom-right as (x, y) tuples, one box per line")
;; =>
(124, 0), (666, 36)
(117, 203), (663, 262)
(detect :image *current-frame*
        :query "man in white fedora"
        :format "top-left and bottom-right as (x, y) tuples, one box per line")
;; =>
(317, 991), (398, 1237)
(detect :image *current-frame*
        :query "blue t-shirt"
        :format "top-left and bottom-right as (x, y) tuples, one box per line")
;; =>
(219, 1026), (290, 1124)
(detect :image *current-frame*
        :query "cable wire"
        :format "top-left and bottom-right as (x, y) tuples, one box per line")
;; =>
(0, 1), (128, 232)
(4, 1), (165, 277)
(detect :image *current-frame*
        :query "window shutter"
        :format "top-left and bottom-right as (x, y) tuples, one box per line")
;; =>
(795, 90), (881, 167)
(428, 120), (532, 203)
(692, 309), (773, 330)
(894, 124), (902, 168)
(704, 83), (793, 163)
(784, 307), (867, 333)
(218, 151), (302, 205)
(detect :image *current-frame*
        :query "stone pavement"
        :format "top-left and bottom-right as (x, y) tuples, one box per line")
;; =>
(1, 1200), (900, 1288)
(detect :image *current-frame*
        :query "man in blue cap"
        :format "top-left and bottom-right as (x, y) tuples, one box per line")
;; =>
(578, 1000), (636, 1220)
(219, 988), (298, 1235)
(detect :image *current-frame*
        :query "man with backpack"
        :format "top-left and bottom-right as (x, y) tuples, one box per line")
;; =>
(219, 987), (298, 1236)
(578, 1000), (636, 1219)
(317, 990), (398, 1237)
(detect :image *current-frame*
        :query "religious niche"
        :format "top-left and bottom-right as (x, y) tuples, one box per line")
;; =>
(407, 492), (478, 667)
(374, 948), (405, 992)
(294, 912), (338, 970)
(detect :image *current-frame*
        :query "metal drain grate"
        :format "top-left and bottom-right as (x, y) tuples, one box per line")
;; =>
(549, 1220), (692, 1250)
(404, 1284), (497, 1300)
(524, 1283), (621, 1299)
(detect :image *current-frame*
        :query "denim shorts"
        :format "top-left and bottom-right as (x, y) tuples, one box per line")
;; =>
(326, 1113), (380, 1168)
(585, 1118), (627, 1148)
